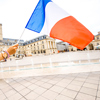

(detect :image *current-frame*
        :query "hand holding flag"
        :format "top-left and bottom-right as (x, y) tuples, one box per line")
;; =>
(7, 44), (19, 55)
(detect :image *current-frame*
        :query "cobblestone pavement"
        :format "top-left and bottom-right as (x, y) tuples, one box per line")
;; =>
(0, 51), (100, 100)
(0, 71), (100, 100)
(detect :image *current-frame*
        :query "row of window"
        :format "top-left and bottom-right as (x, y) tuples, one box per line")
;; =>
(18, 45), (45, 50)
(2, 38), (45, 46)
(0, 42), (23, 46)
(27, 44), (44, 48)
(33, 50), (46, 54)
(31, 45), (44, 50)
(24, 37), (46, 45)
(94, 37), (100, 40)
(36, 45), (44, 50)
(26, 41), (44, 48)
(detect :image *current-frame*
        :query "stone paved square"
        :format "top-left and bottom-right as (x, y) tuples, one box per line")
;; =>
(0, 51), (100, 100)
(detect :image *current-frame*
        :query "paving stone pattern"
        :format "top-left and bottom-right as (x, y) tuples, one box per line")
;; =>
(0, 71), (100, 100)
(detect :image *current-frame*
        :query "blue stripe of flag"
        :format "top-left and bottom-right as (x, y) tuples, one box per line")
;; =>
(25, 0), (52, 33)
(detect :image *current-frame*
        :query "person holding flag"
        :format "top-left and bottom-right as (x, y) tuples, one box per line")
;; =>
(0, 44), (18, 61)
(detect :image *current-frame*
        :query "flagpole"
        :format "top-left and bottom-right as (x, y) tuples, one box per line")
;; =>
(17, 29), (25, 44)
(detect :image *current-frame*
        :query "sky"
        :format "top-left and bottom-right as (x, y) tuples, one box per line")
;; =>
(0, 0), (100, 42)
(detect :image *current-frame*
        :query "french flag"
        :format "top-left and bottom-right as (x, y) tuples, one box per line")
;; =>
(25, 0), (94, 50)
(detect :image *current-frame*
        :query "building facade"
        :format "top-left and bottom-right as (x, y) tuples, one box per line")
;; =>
(0, 24), (57, 56)
(22, 35), (57, 56)
(56, 42), (69, 52)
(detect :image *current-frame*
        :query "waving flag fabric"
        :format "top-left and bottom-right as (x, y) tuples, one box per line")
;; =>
(25, 0), (94, 50)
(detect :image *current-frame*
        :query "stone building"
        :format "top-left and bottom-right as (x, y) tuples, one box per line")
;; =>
(56, 42), (69, 52)
(0, 24), (57, 56)
(93, 31), (100, 50)
(23, 35), (57, 55)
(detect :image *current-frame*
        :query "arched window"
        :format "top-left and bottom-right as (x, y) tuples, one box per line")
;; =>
(43, 50), (45, 53)
(38, 51), (40, 54)
(42, 45), (44, 49)
(41, 50), (42, 53)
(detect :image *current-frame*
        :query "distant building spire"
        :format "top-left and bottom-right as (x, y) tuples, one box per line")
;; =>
(0, 24), (3, 40)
